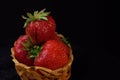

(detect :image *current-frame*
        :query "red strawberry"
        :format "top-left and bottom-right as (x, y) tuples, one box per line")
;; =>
(49, 33), (61, 41)
(34, 40), (70, 70)
(13, 35), (34, 66)
(22, 9), (56, 44)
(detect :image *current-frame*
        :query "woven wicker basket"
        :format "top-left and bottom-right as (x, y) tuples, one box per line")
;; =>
(11, 34), (74, 80)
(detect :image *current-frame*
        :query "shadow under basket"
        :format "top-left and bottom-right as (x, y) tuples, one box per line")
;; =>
(11, 46), (73, 80)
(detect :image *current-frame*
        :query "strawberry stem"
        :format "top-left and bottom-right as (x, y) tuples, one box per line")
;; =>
(22, 37), (43, 59)
(29, 45), (42, 59)
(22, 37), (33, 50)
(22, 8), (50, 27)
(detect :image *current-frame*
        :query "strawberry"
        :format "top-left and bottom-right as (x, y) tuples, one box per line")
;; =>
(13, 35), (34, 66)
(34, 40), (70, 70)
(49, 33), (61, 41)
(22, 9), (56, 44)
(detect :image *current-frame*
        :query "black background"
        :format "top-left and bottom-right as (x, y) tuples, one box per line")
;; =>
(0, 0), (116, 80)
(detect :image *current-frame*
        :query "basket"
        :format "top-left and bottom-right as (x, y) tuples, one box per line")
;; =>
(11, 34), (74, 80)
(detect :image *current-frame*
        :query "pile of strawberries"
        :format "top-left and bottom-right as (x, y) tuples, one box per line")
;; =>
(13, 9), (70, 70)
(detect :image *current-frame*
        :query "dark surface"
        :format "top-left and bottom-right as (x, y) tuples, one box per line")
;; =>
(0, 0), (116, 80)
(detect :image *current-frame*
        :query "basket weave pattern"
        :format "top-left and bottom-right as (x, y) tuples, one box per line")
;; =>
(11, 47), (73, 80)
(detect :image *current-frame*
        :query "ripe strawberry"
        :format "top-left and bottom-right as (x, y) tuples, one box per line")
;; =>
(22, 9), (56, 44)
(13, 35), (34, 66)
(34, 40), (70, 70)
(49, 33), (61, 41)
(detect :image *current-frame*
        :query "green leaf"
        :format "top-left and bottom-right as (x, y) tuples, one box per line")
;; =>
(34, 11), (39, 16)
(39, 8), (46, 14)
(21, 37), (43, 59)
(24, 18), (31, 27)
(22, 37), (33, 49)
(34, 11), (39, 18)
(29, 55), (36, 59)
(40, 17), (48, 20)
(28, 45), (43, 59)
(22, 15), (28, 19)
(40, 12), (51, 17)
(24, 23), (27, 28)
(61, 37), (70, 45)
(22, 8), (51, 27)
(27, 13), (33, 18)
